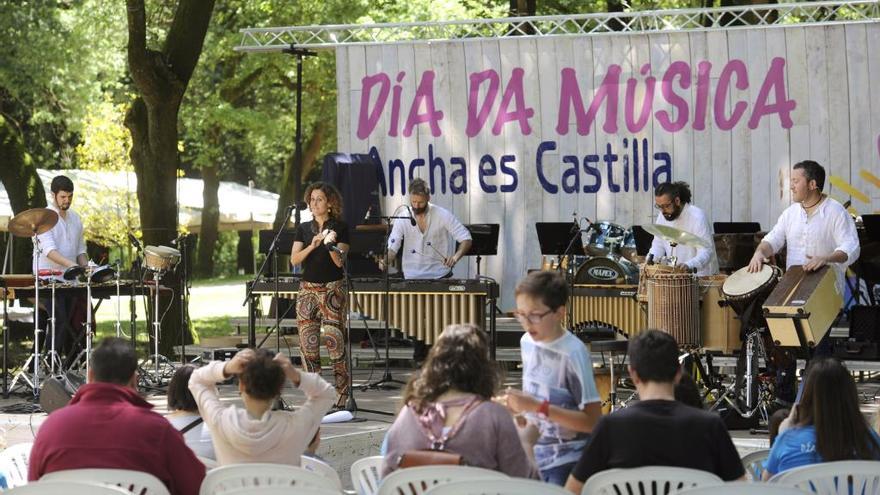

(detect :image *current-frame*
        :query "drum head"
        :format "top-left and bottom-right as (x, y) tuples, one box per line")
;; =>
(63, 265), (85, 281)
(586, 222), (627, 256)
(722, 265), (775, 297)
(575, 255), (637, 285)
(91, 265), (116, 284)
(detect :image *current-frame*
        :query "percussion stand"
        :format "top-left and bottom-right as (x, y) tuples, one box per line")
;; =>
(2, 277), (8, 398)
(560, 226), (589, 329)
(10, 235), (45, 399)
(149, 267), (165, 383)
(46, 276), (63, 375)
(67, 266), (96, 377)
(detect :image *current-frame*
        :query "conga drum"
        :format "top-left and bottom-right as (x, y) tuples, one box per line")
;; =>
(647, 272), (700, 346)
(721, 265), (782, 330)
(592, 367), (612, 414)
(699, 275), (741, 354)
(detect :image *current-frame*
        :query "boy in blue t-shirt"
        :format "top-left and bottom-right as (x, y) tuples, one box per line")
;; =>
(504, 271), (602, 486)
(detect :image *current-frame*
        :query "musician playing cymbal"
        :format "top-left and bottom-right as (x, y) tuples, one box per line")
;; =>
(35, 175), (89, 363)
(747, 160), (859, 292)
(648, 181), (719, 276)
(379, 178), (472, 279)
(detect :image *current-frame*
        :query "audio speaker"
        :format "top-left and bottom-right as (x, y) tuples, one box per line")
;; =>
(40, 375), (79, 414)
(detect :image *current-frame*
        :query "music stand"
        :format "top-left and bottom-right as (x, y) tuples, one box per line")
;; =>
(536, 222), (586, 329)
(713, 222), (761, 234)
(630, 225), (654, 256)
(458, 224), (499, 278)
(258, 229), (297, 255)
(347, 229), (385, 278)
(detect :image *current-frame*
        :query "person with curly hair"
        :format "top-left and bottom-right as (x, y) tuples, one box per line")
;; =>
(188, 349), (334, 465)
(648, 181), (718, 275)
(291, 181), (351, 409)
(382, 324), (534, 478)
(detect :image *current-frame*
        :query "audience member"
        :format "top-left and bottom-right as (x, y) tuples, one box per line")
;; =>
(382, 324), (534, 478)
(762, 357), (880, 479)
(768, 408), (790, 446)
(28, 338), (205, 495)
(166, 365), (215, 460)
(189, 348), (334, 466)
(564, 330), (744, 493)
(674, 372), (703, 409)
(504, 271), (602, 485)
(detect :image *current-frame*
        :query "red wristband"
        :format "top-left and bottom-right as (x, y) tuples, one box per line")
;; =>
(537, 399), (550, 419)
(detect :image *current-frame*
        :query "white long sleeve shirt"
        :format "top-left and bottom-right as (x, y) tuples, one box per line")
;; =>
(762, 197), (860, 292)
(648, 203), (719, 276)
(387, 203), (472, 279)
(188, 361), (335, 466)
(34, 205), (87, 273)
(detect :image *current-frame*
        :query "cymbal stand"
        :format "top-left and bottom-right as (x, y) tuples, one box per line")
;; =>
(114, 261), (123, 338)
(10, 235), (44, 399)
(67, 266), (96, 376)
(143, 267), (171, 385)
(46, 276), (64, 374)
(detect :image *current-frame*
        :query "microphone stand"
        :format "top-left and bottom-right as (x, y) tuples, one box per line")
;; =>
(560, 226), (587, 329)
(362, 211), (413, 391)
(243, 205), (299, 353)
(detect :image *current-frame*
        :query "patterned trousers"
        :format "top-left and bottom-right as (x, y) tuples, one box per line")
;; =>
(296, 280), (349, 401)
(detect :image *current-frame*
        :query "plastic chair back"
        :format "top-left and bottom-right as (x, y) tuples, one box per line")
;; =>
(199, 463), (327, 495)
(769, 460), (880, 495)
(351, 456), (383, 495)
(0, 442), (34, 488)
(41, 468), (170, 495)
(581, 466), (724, 495)
(377, 465), (508, 495)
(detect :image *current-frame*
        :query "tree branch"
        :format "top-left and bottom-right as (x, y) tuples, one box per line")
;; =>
(163, 0), (216, 91)
(126, 0), (161, 98)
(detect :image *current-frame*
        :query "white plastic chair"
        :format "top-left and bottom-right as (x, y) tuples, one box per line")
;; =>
(199, 463), (329, 495)
(679, 482), (810, 494)
(301, 455), (344, 491)
(351, 455), (384, 495)
(769, 460), (880, 495)
(580, 466), (724, 495)
(0, 442), (34, 488)
(376, 465), (508, 495)
(423, 478), (570, 494)
(219, 487), (342, 495)
(198, 456), (218, 469)
(40, 468), (170, 495)
(742, 449), (771, 481)
(3, 480), (132, 495)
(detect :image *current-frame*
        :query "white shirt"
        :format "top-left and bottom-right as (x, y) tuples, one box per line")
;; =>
(648, 203), (719, 276)
(34, 204), (87, 273)
(188, 361), (335, 466)
(166, 413), (216, 460)
(762, 196), (860, 292)
(387, 203), (472, 279)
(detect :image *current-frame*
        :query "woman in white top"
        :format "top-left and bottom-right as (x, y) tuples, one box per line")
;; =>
(166, 365), (215, 460)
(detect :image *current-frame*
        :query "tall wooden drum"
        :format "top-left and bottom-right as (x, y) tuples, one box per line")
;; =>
(699, 275), (741, 354)
(647, 273), (700, 346)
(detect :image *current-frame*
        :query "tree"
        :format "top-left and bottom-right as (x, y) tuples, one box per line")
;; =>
(125, 0), (215, 354)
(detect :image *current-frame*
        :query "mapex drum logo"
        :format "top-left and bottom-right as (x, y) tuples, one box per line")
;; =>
(588, 266), (619, 280)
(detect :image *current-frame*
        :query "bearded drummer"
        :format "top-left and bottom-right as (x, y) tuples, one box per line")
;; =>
(35, 175), (89, 363)
(648, 181), (719, 276)
(747, 160), (859, 295)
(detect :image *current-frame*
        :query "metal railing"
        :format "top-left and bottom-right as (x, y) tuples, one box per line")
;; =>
(235, 1), (879, 52)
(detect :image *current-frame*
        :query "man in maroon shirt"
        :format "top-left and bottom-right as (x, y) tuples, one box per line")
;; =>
(29, 338), (205, 495)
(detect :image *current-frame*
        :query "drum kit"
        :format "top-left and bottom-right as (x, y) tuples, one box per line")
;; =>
(4, 208), (126, 398)
(542, 221), (641, 286)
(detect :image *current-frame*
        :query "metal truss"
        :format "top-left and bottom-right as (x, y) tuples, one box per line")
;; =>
(235, 1), (879, 53)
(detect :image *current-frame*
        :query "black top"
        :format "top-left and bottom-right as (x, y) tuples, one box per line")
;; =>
(570, 400), (745, 482)
(294, 219), (350, 283)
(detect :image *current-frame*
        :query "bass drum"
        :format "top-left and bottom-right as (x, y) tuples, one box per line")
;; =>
(574, 255), (639, 285)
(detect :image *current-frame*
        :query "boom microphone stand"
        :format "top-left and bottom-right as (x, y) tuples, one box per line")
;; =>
(362, 207), (413, 391)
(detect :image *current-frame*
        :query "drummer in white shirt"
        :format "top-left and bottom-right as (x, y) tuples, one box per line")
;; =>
(35, 175), (89, 362)
(378, 178), (472, 279)
(748, 160), (860, 294)
(648, 182), (719, 276)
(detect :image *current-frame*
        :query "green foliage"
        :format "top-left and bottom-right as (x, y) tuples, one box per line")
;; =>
(74, 98), (139, 250)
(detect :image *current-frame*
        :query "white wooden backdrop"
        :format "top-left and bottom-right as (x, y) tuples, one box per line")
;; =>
(336, 23), (880, 309)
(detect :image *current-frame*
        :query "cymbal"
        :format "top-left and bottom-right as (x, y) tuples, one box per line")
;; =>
(643, 223), (710, 248)
(8, 208), (59, 238)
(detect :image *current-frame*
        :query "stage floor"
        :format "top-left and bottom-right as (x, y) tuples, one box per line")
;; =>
(1, 366), (877, 490)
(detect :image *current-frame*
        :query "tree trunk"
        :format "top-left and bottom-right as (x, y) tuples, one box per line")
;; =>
(0, 114), (48, 274)
(195, 164), (219, 278)
(125, 0), (215, 356)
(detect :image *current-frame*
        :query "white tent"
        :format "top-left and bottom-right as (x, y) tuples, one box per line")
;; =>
(0, 169), (309, 234)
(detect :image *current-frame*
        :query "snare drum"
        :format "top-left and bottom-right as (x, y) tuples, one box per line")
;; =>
(721, 265), (781, 330)
(647, 272), (700, 346)
(144, 245), (181, 273)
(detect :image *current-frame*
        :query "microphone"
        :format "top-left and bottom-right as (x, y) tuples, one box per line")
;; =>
(406, 206), (417, 226)
(364, 205), (373, 222)
(843, 200), (852, 209)
(646, 253), (655, 265)
(287, 201), (307, 211)
(127, 232), (142, 251)
(322, 227), (343, 255)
